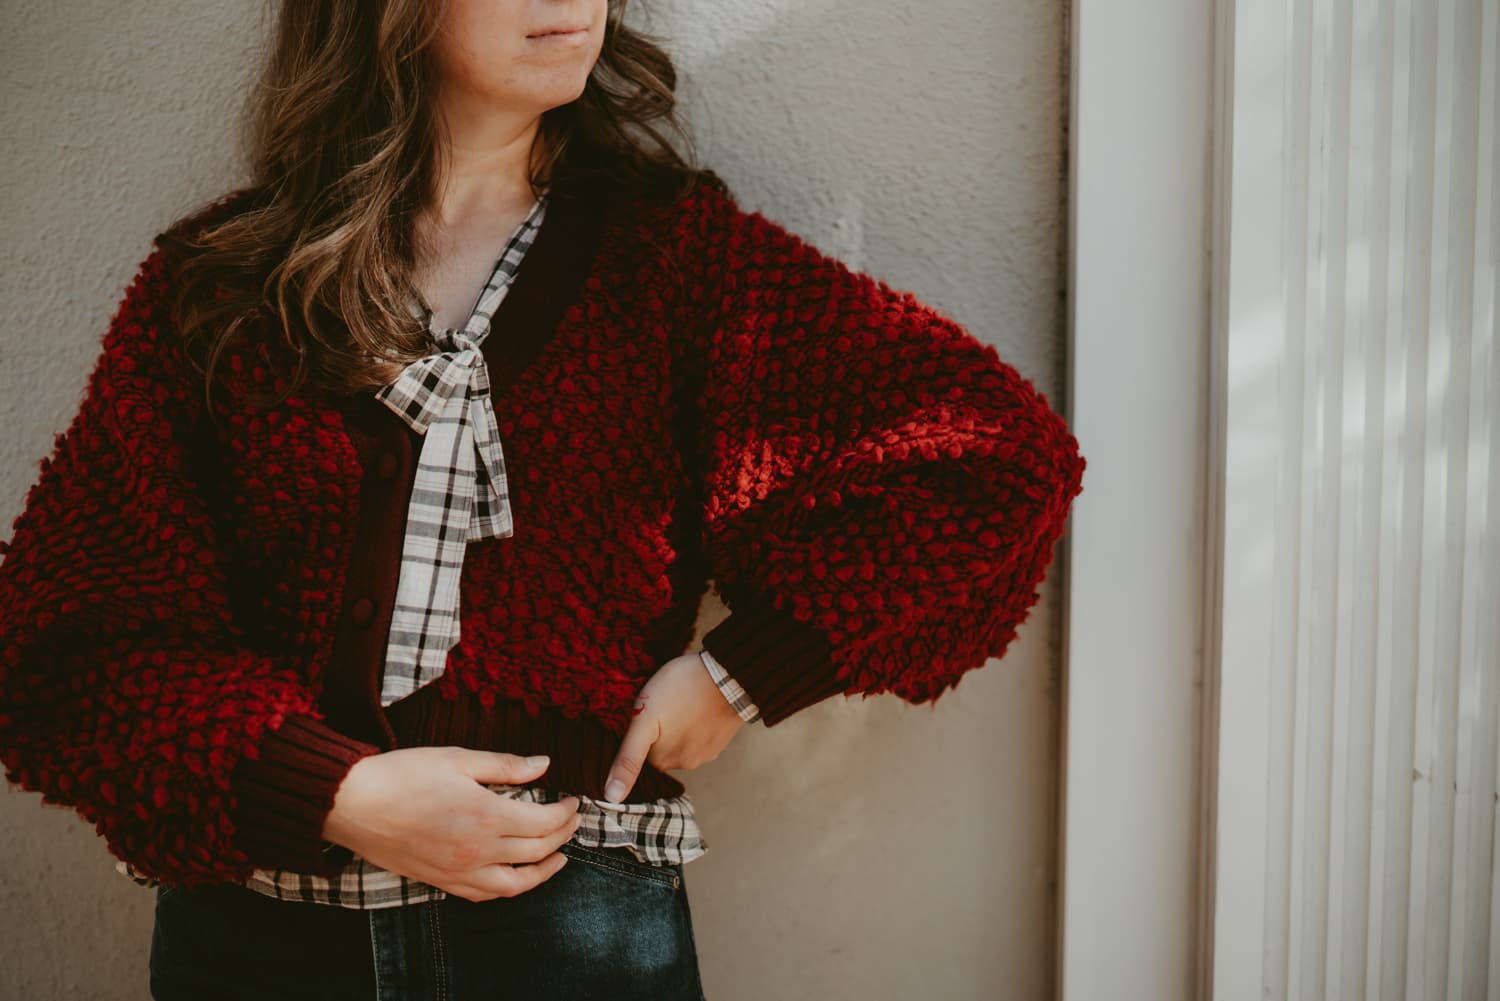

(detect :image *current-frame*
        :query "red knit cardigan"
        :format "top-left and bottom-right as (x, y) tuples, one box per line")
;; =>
(0, 172), (1086, 889)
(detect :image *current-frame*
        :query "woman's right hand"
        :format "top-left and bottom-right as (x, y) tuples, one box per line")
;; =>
(320, 747), (581, 902)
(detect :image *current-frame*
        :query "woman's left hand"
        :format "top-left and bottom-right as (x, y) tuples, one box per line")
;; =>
(603, 653), (747, 802)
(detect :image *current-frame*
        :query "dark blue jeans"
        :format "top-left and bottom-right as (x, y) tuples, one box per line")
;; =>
(148, 842), (707, 1000)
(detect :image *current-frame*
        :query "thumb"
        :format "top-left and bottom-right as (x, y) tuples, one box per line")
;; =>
(453, 749), (552, 786)
(605, 712), (660, 803)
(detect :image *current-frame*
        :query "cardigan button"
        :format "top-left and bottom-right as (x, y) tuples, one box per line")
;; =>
(375, 452), (399, 480)
(350, 596), (375, 626)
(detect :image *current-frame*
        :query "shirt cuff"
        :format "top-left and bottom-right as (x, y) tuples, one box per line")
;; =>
(698, 588), (844, 726)
(698, 647), (762, 724)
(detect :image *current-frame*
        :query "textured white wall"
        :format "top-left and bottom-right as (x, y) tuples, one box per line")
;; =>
(0, 2), (1068, 998)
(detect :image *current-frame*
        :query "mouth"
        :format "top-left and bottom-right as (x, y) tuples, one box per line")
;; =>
(526, 25), (589, 39)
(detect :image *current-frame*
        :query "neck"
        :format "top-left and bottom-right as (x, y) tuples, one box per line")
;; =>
(425, 95), (545, 226)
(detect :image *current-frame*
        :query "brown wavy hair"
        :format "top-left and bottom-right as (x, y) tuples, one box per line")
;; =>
(155, 0), (710, 413)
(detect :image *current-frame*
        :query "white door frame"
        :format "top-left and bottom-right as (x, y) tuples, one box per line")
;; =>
(1058, 0), (1219, 998)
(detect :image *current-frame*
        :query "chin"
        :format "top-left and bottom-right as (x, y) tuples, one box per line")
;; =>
(523, 75), (594, 112)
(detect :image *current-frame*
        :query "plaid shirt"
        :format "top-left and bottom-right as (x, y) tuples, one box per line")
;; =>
(118, 192), (761, 908)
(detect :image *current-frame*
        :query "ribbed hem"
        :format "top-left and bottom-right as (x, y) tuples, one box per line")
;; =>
(383, 688), (688, 803)
(700, 587), (844, 726)
(228, 714), (381, 877)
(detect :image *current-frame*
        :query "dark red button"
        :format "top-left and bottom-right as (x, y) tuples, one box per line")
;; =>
(375, 452), (399, 479)
(350, 596), (375, 626)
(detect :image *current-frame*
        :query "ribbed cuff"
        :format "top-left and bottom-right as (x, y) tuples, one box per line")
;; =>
(699, 588), (844, 726)
(382, 686), (688, 804)
(229, 714), (381, 877)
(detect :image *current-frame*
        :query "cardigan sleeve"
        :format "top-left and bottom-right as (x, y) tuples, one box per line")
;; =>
(672, 178), (1086, 726)
(0, 242), (379, 888)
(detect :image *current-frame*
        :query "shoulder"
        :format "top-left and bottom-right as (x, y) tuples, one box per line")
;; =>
(155, 185), (265, 240)
(149, 185), (266, 283)
(654, 166), (738, 224)
(92, 187), (267, 397)
(585, 165), (740, 235)
(647, 169), (831, 268)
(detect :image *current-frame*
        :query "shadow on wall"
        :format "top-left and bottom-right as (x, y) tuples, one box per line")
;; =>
(643, 0), (1063, 364)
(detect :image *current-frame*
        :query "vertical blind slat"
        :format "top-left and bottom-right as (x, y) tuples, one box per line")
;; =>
(1234, 0), (1499, 996)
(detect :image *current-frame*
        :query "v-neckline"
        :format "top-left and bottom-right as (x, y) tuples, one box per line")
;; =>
(336, 179), (614, 451)
(417, 193), (550, 342)
(472, 181), (610, 398)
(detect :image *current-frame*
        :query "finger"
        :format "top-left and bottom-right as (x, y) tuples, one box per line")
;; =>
(493, 811), (583, 864)
(605, 711), (660, 803)
(485, 793), (582, 837)
(452, 748), (553, 786)
(473, 849), (570, 900)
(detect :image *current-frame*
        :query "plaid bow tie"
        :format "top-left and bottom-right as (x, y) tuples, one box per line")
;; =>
(369, 194), (547, 705)
(376, 331), (516, 542)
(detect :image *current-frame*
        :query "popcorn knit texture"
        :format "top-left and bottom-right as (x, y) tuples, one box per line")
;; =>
(0, 177), (1085, 887)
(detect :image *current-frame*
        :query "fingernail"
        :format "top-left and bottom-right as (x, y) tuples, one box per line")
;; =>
(604, 779), (626, 803)
(527, 755), (550, 768)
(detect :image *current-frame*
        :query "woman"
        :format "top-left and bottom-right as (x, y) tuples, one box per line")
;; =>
(0, 1), (1085, 999)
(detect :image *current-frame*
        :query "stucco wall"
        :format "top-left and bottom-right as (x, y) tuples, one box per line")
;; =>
(0, 2), (1069, 998)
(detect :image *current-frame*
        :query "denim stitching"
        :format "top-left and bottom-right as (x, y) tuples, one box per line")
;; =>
(425, 902), (448, 1001)
(561, 842), (681, 890)
(368, 911), (385, 1001)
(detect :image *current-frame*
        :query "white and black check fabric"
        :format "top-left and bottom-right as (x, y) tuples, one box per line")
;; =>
(117, 192), (763, 907)
(369, 196), (543, 705)
(700, 647), (761, 723)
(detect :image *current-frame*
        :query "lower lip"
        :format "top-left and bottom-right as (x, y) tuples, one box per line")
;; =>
(527, 29), (588, 44)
